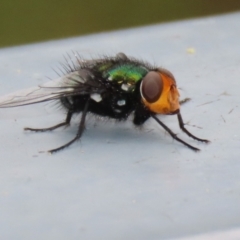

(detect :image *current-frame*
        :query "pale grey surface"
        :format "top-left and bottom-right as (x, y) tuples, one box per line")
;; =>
(0, 12), (240, 240)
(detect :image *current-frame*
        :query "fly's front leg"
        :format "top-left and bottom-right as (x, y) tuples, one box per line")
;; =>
(180, 98), (191, 105)
(151, 114), (201, 151)
(24, 111), (73, 132)
(177, 112), (210, 143)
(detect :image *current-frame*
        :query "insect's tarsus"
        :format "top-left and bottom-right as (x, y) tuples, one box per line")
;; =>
(151, 113), (204, 152)
(48, 98), (90, 154)
(25, 99), (90, 153)
(24, 111), (73, 132)
(0, 53), (209, 153)
(177, 113), (210, 143)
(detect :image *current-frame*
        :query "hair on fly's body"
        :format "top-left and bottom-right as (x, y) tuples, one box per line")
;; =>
(0, 52), (209, 153)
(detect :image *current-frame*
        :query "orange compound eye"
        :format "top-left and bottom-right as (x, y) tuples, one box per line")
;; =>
(140, 70), (180, 115)
(141, 71), (163, 103)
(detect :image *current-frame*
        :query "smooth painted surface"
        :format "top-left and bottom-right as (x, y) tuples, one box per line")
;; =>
(0, 12), (240, 240)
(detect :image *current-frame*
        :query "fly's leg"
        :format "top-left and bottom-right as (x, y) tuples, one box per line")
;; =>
(180, 98), (191, 105)
(48, 98), (90, 154)
(24, 111), (73, 132)
(151, 114), (200, 152)
(177, 112), (210, 143)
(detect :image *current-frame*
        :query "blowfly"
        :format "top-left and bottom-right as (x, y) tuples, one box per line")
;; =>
(0, 53), (209, 153)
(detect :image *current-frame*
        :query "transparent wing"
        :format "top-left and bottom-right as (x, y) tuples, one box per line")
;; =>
(0, 70), (103, 108)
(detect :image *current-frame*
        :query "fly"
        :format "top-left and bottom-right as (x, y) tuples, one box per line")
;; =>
(0, 52), (209, 153)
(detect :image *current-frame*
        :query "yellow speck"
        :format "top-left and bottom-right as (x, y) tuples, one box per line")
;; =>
(186, 48), (196, 54)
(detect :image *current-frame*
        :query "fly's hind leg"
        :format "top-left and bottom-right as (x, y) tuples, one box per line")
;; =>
(48, 98), (90, 154)
(24, 111), (73, 132)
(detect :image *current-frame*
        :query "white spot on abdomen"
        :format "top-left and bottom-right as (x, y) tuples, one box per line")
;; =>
(90, 93), (102, 102)
(117, 99), (126, 106)
(121, 84), (129, 91)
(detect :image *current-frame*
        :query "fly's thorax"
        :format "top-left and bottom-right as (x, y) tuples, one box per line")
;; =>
(140, 70), (180, 114)
(101, 63), (149, 91)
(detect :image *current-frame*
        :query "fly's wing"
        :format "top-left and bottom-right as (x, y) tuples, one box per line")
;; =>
(0, 69), (103, 108)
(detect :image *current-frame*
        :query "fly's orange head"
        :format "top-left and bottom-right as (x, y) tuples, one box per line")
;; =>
(140, 69), (180, 114)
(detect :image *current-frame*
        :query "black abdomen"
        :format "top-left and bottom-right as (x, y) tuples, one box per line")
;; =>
(60, 93), (136, 120)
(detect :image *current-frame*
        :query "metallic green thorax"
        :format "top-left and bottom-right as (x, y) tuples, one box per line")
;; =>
(92, 57), (151, 92)
(107, 64), (148, 82)
(99, 63), (148, 82)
